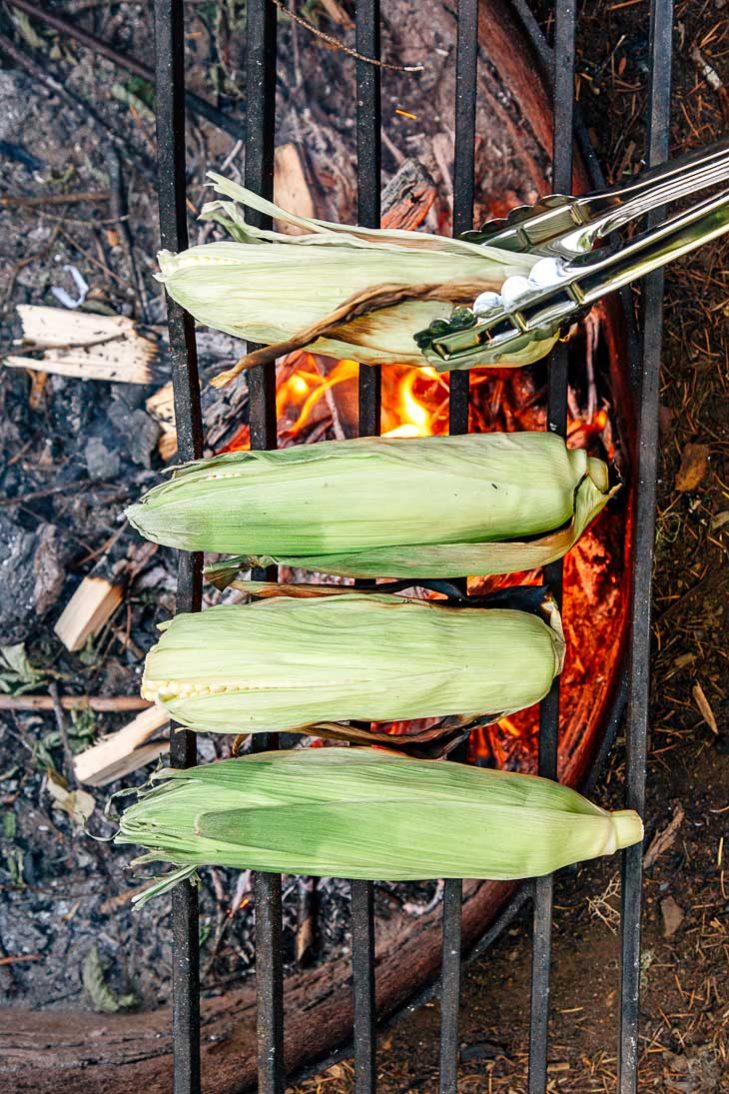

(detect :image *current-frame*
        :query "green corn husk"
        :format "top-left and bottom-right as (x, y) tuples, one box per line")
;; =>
(141, 593), (564, 735)
(115, 748), (643, 886)
(156, 173), (543, 379)
(127, 432), (617, 580)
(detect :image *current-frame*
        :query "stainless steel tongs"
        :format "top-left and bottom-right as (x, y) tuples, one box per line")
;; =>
(415, 139), (729, 371)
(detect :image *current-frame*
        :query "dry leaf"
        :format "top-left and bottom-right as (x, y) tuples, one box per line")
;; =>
(46, 769), (95, 826)
(675, 442), (710, 492)
(660, 895), (684, 938)
(643, 803), (685, 869)
(692, 682), (719, 735)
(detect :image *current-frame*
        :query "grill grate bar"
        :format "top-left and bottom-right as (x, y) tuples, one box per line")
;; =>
(449, 0), (479, 435)
(619, 3), (673, 1091)
(352, 879), (378, 1093)
(244, 2), (285, 1091)
(528, 5), (576, 1092)
(439, 3), (479, 1089)
(352, 4), (382, 1091)
(152, 3), (203, 1092)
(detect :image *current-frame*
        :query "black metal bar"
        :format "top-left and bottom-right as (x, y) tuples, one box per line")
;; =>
(352, 879), (378, 1093)
(352, 7), (381, 1092)
(245, 2), (284, 1090)
(153, 3), (203, 1092)
(356, 0), (383, 436)
(438, 4), (479, 1090)
(439, 879), (463, 1094)
(256, 871), (285, 1093)
(619, 4), (673, 1092)
(246, 0), (279, 454)
(528, 4), (576, 1092)
(449, 0), (479, 436)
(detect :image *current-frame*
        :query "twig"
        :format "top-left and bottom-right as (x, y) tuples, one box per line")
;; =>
(57, 226), (132, 290)
(0, 695), (151, 713)
(48, 683), (78, 788)
(106, 149), (150, 320)
(270, 0), (423, 72)
(0, 480), (101, 508)
(0, 191), (111, 208)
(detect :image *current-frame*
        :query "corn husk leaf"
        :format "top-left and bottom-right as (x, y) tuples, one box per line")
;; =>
(156, 173), (538, 378)
(141, 593), (564, 736)
(127, 432), (617, 580)
(116, 748), (643, 886)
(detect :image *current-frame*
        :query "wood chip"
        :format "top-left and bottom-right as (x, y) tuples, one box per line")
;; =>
(675, 442), (710, 492)
(54, 574), (124, 653)
(692, 682), (719, 735)
(4, 305), (158, 385)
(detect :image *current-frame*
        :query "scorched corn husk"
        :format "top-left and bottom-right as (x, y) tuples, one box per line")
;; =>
(115, 748), (643, 888)
(156, 172), (542, 383)
(141, 593), (564, 736)
(127, 432), (617, 580)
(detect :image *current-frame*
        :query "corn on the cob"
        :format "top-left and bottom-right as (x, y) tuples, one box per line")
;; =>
(156, 173), (541, 382)
(116, 747), (643, 886)
(127, 432), (616, 580)
(141, 593), (564, 735)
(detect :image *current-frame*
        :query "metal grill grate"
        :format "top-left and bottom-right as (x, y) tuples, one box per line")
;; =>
(151, 1), (674, 1091)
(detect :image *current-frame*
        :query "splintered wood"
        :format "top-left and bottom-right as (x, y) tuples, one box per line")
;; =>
(273, 143), (316, 234)
(145, 381), (178, 459)
(54, 575), (124, 652)
(4, 305), (158, 384)
(74, 705), (170, 786)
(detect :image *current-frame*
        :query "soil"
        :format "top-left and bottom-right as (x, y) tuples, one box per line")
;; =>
(0, 0), (727, 1092)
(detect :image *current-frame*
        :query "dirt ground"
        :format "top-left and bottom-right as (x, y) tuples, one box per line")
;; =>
(0, 1), (727, 1092)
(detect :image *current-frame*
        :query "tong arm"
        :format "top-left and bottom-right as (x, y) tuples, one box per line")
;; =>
(418, 187), (729, 370)
(465, 137), (729, 257)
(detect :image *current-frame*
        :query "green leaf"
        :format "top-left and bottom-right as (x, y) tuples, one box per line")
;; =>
(2, 812), (17, 840)
(82, 947), (137, 1014)
(0, 643), (45, 696)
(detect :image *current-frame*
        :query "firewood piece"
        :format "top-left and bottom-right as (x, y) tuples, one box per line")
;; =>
(273, 143), (316, 234)
(145, 381), (177, 459)
(4, 305), (158, 385)
(295, 877), (318, 965)
(74, 705), (170, 787)
(380, 159), (438, 230)
(54, 574), (124, 652)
